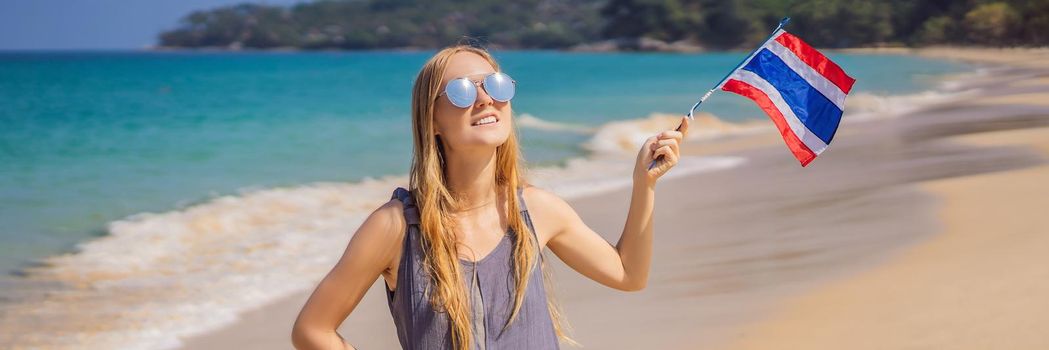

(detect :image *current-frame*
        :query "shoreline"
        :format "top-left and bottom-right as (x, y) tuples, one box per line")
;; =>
(176, 48), (1049, 349)
(1, 48), (1042, 349)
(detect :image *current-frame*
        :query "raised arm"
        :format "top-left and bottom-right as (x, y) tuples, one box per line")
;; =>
(291, 199), (405, 350)
(539, 117), (688, 291)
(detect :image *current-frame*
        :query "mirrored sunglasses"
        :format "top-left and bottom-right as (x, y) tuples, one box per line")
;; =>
(437, 72), (516, 108)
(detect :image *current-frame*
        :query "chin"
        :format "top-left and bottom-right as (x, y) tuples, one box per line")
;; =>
(467, 129), (510, 149)
(476, 134), (510, 148)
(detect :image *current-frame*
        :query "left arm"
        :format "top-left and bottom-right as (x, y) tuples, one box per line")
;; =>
(538, 117), (689, 291)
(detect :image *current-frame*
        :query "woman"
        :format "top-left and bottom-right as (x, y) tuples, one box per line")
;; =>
(291, 44), (689, 350)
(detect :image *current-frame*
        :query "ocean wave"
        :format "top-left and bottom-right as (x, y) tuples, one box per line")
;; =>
(530, 155), (745, 199)
(0, 177), (408, 349)
(516, 113), (596, 134)
(2, 72), (973, 348)
(582, 112), (770, 156)
(842, 68), (984, 122)
(0, 152), (743, 349)
(842, 89), (977, 122)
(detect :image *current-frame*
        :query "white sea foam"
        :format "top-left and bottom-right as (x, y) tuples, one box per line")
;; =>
(2, 64), (977, 349)
(842, 67), (984, 122)
(516, 113), (596, 134)
(531, 155), (745, 199)
(0, 50), (987, 349)
(583, 112), (771, 156)
(1, 178), (406, 349)
(0, 126), (744, 349)
(842, 88), (977, 122)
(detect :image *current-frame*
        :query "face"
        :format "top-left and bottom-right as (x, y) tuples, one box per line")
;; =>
(432, 51), (512, 152)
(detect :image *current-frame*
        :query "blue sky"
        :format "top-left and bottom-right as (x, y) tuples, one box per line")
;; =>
(0, 0), (304, 50)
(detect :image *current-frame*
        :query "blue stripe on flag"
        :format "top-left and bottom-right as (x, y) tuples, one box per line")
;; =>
(742, 48), (842, 144)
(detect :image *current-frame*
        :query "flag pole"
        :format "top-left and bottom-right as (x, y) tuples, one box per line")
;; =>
(648, 16), (791, 171)
(685, 16), (791, 120)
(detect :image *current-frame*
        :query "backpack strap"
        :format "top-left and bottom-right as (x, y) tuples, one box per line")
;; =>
(391, 187), (420, 226)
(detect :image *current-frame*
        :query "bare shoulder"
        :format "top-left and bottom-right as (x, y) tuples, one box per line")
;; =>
(519, 185), (579, 245)
(520, 185), (573, 213)
(295, 197), (408, 332)
(341, 197), (406, 271)
(360, 198), (406, 245)
(372, 198), (407, 233)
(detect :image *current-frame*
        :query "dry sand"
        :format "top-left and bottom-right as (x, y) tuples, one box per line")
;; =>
(727, 127), (1049, 350)
(179, 48), (1049, 349)
(724, 49), (1049, 350)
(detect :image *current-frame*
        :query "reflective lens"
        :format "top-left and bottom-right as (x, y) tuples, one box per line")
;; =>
(483, 72), (516, 102)
(441, 72), (516, 108)
(444, 78), (478, 108)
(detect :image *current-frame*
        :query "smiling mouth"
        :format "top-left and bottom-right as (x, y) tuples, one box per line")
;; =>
(471, 115), (499, 126)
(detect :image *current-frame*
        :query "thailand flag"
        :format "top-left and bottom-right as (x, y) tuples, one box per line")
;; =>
(721, 30), (856, 166)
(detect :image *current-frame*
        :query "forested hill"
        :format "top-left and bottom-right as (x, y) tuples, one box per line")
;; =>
(156, 0), (1049, 51)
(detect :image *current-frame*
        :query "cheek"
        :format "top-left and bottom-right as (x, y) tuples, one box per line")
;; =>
(433, 105), (467, 134)
(499, 107), (513, 132)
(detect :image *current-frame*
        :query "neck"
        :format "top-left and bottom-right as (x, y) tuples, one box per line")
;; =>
(443, 145), (499, 211)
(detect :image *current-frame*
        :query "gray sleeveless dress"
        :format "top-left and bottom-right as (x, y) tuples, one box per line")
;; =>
(386, 187), (560, 349)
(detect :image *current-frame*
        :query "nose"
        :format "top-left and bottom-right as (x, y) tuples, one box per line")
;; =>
(473, 81), (494, 108)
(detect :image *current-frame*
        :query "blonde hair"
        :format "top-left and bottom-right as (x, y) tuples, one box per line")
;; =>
(408, 44), (573, 349)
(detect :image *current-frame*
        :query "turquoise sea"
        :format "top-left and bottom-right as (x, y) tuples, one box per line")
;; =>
(0, 50), (969, 348)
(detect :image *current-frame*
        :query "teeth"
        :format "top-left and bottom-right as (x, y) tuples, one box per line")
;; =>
(472, 116), (497, 126)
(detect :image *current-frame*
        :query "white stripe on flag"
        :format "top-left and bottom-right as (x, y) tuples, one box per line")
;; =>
(764, 39), (848, 111)
(732, 69), (829, 154)
(717, 29), (786, 91)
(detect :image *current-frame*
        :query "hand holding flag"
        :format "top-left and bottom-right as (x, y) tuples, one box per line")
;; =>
(636, 116), (690, 185)
(648, 17), (855, 169)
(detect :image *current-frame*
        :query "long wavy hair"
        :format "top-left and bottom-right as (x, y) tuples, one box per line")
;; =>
(408, 44), (572, 349)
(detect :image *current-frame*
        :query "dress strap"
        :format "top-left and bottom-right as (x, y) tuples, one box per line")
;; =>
(394, 186), (530, 224)
(391, 187), (420, 225)
(396, 187), (525, 222)
(515, 186), (545, 264)
(516, 186), (528, 213)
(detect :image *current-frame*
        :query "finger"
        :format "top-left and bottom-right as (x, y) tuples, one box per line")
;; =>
(653, 145), (672, 160)
(652, 138), (680, 155)
(652, 146), (676, 173)
(661, 147), (679, 170)
(667, 147), (679, 164)
(679, 116), (690, 138)
(657, 130), (683, 141)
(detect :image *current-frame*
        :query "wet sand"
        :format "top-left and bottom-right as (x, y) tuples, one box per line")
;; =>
(178, 49), (1049, 349)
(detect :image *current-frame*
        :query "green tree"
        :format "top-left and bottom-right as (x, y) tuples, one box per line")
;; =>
(156, 0), (1049, 50)
(1009, 0), (1049, 45)
(599, 0), (703, 42)
(915, 15), (954, 44)
(964, 2), (1021, 46)
(786, 0), (894, 47)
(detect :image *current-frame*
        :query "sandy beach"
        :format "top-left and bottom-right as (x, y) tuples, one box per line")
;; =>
(723, 48), (1049, 350)
(727, 128), (1049, 350)
(170, 48), (1049, 349)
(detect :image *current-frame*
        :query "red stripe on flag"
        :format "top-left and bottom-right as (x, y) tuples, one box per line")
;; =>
(774, 32), (856, 94)
(722, 79), (817, 166)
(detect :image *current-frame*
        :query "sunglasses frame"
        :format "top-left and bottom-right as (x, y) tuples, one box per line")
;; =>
(435, 72), (517, 108)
